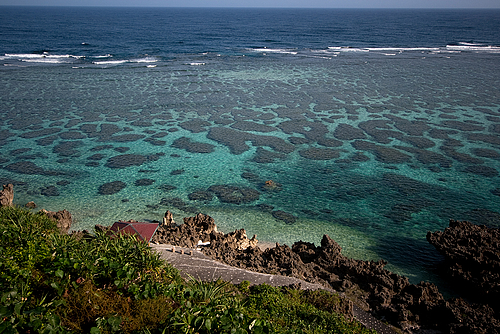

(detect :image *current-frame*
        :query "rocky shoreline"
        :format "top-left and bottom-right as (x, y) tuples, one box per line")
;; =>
(153, 211), (500, 334)
(2, 183), (499, 333)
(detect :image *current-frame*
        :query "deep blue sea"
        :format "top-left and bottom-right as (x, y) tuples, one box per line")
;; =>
(1, 7), (500, 289)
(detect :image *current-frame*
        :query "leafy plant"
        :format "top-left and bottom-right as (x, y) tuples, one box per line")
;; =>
(0, 206), (378, 334)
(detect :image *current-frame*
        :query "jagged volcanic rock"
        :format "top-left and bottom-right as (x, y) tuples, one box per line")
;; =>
(427, 219), (500, 310)
(152, 212), (258, 251)
(154, 211), (499, 333)
(0, 183), (14, 207)
(41, 209), (72, 234)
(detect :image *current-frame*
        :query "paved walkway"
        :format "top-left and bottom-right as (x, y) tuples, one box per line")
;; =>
(151, 244), (397, 334)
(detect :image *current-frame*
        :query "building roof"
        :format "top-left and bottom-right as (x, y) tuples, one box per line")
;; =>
(109, 221), (159, 243)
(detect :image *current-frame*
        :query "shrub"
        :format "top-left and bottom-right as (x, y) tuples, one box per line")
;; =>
(0, 206), (377, 334)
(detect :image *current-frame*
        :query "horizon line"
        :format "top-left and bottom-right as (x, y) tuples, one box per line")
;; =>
(1, 5), (500, 9)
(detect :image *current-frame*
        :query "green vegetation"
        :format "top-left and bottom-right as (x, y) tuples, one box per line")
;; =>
(0, 206), (376, 334)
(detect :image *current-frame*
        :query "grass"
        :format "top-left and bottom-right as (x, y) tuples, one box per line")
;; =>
(0, 206), (377, 334)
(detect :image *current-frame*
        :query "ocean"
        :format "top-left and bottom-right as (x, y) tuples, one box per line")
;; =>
(1, 6), (499, 290)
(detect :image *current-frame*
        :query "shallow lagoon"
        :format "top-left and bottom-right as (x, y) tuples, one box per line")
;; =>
(2, 36), (500, 291)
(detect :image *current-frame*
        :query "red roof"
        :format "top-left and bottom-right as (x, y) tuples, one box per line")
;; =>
(109, 221), (159, 243)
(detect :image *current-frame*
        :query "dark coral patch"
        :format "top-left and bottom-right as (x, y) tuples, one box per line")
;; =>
(333, 123), (366, 141)
(491, 123), (500, 133)
(170, 169), (185, 176)
(87, 154), (105, 161)
(299, 148), (340, 160)
(98, 123), (121, 137)
(252, 147), (286, 163)
(272, 210), (297, 225)
(151, 131), (169, 138)
(317, 137), (343, 147)
(188, 190), (214, 201)
(441, 120), (485, 132)
(241, 172), (260, 182)
(158, 184), (177, 192)
(208, 184), (260, 204)
(460, 208), (500, 227)
(277, 119), (328, 142)
(90, 145), (114, 152)
(159, 197), (198, 213)
(50, 121), (65, 127)
(396, 146), (452, 167)
(108, 134), (146, 142)
(208, 112), (234, 125)
(53, 141), (83, 157)
(441, 147), (484, 164)
(401, 136), (436, 149)
(381, 173), (448, 197)
(134, 178), (155, 186)
(114, 147), (130, 153)
(463, 165), (499, 177)
(438, 114), (459, 119)
(207, 127), (250, 154)
(231, 121), (276, 133)
(144, 137), (166, 146)
(79, 123), (99, 137)
(384, 200), (434, 223)
(10, 148), (32, 156)
(350, 152), (370, 162)
(36, 135), (59, 146)
(179, 119), (212, 133)
(384, 114), (430, 136)
(80, 111), (102, 122)
(351, 140), (411, 164)
(105, 154), (147, 168)
(98, 181), (127, 195)
(40, 186), (59, 197)
(207, 127), (294, 155)
(59, 131), (86, 140)
(467, 133), (500, 146)
(428, 128), (458, 140)
(256, 203), (274, 212)
(358, 120), (403, 144)
(171, 137), (215, 153)
(288, 136), (311, 145)
(19, 127), (61, 139)
(4, 161), (45, 175)
(130, 120), (153, 127)
(472, 148), (500, 159)
(65, 119), (82, 128)
(16, 153), (47, 160)
(9, 116), (42, 130)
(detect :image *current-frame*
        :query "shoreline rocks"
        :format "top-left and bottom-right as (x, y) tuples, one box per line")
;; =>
(153, 211), (500, 334)
(152, 212), (258, 251)
(41, 209), (73, 234)
(0, 184), (14, 207)
(1, 184), (72, 234)
(427, 219), (500, 311)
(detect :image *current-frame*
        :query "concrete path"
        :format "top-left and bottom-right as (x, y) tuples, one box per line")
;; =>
(151, 244), (397, 334)
(152, 244), (326, 290)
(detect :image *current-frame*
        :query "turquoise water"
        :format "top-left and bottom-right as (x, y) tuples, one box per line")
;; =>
(1, 8), (500, 289)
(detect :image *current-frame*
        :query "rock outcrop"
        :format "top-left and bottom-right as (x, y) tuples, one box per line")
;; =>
(154, 212), (500, 333)
(41, 209), (73, 234)
(152, 212), (258, 251)
(0, 184), (14, 207)
(427, 219), (500, 310)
